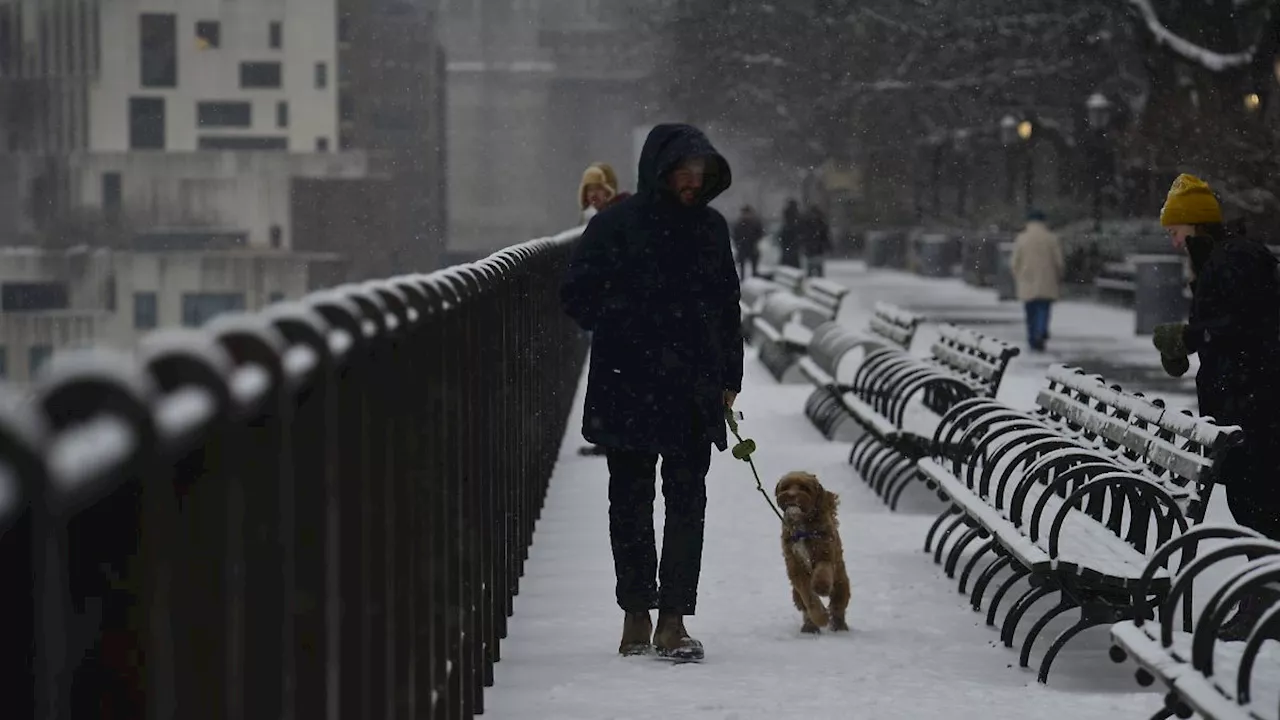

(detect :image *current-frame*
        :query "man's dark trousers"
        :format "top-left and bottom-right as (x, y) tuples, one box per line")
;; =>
(606, 439), (712, 616)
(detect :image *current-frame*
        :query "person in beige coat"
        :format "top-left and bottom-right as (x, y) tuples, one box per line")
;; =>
(1010, 209), (1065, 351)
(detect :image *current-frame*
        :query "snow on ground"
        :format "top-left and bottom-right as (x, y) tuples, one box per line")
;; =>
(482, 264), (1232, 719)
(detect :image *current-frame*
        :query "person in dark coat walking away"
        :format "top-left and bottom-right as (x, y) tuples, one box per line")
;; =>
(778, 199), (803, 268)
(560, 123), (742, 661)
(801, 204), (832, 278)
(1151, 173), (1280, 640)
(732, 204), (765, 279)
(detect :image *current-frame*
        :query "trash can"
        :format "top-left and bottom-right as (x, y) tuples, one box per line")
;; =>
(1133, 254), (1188, 335)
(996, 242), (1016, 301)
(915, 233), (955, 278)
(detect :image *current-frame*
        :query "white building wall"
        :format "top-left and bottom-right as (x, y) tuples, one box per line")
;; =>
(89, 0), (337, 152)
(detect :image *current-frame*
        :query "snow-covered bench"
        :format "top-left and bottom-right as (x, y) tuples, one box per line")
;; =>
(843, 324), (1020, 510)
(751, 291), (831, 381)
(738, 276), (783, 341)
(798, 278), (848, 326)
(918, 365), (1241, 684)
(797, 305), (923, 438)
(1109, 525), (1280, 720)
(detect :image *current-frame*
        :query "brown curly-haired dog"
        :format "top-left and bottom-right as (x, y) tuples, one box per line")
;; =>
(775, 471), (850, 634)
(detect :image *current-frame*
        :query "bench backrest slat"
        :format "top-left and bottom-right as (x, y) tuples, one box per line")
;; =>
(927, 324), (1020, 397)
(759, 291), (824, 330)
(1034, 364), (1242, 521)
(868, 302), (922, 349)
(771, 266), (806, 293)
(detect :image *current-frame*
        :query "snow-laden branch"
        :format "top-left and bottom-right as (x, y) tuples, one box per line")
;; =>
(1126, 0), (1256, 71)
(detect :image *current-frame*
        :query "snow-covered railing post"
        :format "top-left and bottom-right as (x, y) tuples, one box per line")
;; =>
(0, 228), (588, 720)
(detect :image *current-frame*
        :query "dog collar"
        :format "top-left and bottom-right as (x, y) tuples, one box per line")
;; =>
(790, 530), (822, 542)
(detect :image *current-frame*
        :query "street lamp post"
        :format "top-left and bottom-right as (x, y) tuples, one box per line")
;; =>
(1017, 120), (1034, 211)
(1086, 92), (1113, 232)
(1000, 115), (1018, 206)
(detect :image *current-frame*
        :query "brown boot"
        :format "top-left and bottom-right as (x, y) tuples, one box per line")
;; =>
(618, 611), (654, 656)
(653, 612), (704, 662)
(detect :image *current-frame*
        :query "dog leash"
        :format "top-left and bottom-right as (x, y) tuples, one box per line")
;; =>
(725, 406), (785, 523)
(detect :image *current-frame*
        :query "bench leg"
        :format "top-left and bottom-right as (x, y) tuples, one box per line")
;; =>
(924, 506), (961, 554)
(944, 529), (984, 579)
(971, 555), (1013, 612)
(848, 434), (878, 474)
(958, 540), (996, 595)
(885, 464), (921, 512)
(932, 514), (970, 565)
(987, 566), (1031, 627)
(1037, 614), (1106, 684)
(1001, 585), (1056, 648)
(1018, 598), (1079, 669)
(1147, 707), (1176, 720)
(868, 446), (902, 498)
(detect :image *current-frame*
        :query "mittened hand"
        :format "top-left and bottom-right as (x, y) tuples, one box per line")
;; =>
(1152, 323), (1188, 358)
(1160, 353), (1190, 378)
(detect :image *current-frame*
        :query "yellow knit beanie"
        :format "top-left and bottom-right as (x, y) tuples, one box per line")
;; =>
(1160, 174), (1222, 227)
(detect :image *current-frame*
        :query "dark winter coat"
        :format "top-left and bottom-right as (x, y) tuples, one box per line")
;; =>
(560, 124), (743, 453)
(1184, 235), (1280, 431)
(733, 216), (764, 259)
(801, 211), (832, 258)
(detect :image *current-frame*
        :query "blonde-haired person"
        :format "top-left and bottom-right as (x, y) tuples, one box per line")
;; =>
(579, 162), (633, 224)
(1151, 173), (1280, 640)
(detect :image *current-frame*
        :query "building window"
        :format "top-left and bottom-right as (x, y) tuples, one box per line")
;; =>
(195, 20), (220, 49)
(129, 97), (166, 149)
(134, 292), (157, 329)
(102, 172), (122, 223)
(240, 61), (282, 89)
(1, 283), (69, 311)
(269, 225), (282, 248)
(181, 293), (245, 328)
(269, 21), (282, 49)
(197, 101), (252, 127)
(0, 347), (7, 379)
(337, 15), (351, 43)
(139, 13), (177, 88)
(276, 101), (289, 128)
(28, 346), (53, 377)
(197, 136), (287, 150)
(315, 137), (329, 152)
(315, 62), (328, 89)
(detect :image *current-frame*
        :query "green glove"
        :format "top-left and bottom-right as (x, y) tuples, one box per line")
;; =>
(1152, 322), (1188, 358)
(1160, 353), (1190, 378)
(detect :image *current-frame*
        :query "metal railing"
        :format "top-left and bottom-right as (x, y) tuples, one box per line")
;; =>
(2, 229), (588, 720)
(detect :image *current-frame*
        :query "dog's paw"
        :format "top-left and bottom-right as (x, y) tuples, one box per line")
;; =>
(830, 617), (850, 632)
(801, 620), (821, 634)
(806, 606), (830, 629)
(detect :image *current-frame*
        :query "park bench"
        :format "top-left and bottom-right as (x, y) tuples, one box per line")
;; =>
(751, 279), (850, 382)
(843, 324), (1019, 510)
(916, 364), (1241, 683)
(739, 267), (808, 343)
(797, 304), (923, 438)
(1109, 525), (1280, 720)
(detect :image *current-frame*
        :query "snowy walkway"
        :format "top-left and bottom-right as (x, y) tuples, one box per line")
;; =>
(481, 264), (1226, 719)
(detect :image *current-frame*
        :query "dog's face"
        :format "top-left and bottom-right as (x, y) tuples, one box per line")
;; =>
(775, 472), (827, 523)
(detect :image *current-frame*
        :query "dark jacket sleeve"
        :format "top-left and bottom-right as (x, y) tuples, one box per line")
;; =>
(560, 214), (621, 333)
(1182, 254), (1260, 355)
(715, 214), (744, 392)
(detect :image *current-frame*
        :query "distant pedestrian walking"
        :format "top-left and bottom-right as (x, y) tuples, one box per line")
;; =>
(733, 205), (764, 279)
(800, 204), (832, 278)
(778, 199), (803, 269)
(1149, 174), (1280, 640)
(1010, 209), (1064, 351)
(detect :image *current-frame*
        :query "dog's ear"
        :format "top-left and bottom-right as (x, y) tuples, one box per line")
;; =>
(816, 488), (840, 518)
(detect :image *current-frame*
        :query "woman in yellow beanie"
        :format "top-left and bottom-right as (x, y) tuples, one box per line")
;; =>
(1152, 173), (1280, 639)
